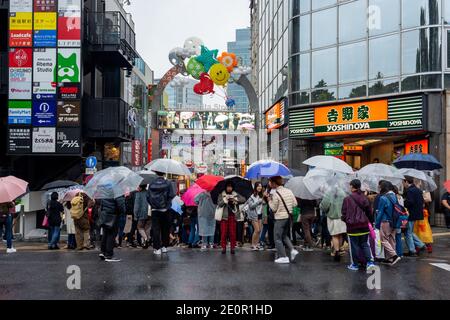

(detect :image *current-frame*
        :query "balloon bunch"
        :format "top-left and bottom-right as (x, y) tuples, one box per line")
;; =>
(169, 37), (251, 106)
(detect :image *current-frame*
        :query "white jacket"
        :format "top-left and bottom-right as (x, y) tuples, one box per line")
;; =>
(269, 186), (298, 220)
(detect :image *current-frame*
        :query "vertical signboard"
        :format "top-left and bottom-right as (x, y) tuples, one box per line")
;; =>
(33, 48), (57, 99)
(132, 140), (143, 167)
(9, 1), (33, 47)
(58, 0), (82, 47)
(9, 48), (33, 100)
(34, 1), (57, 47)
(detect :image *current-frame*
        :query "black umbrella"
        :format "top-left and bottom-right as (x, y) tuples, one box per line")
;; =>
(211, 176), (253, 204)
(138, 170), (158, 185)
(41, 180), (78, 191)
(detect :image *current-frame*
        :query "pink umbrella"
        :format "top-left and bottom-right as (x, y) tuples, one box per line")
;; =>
(0, 176), (29, 203)
(62, 189), (85, 203)
(181, 184), (205, 207)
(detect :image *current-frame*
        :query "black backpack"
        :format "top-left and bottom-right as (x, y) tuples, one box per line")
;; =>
(147, 179), (170, 210)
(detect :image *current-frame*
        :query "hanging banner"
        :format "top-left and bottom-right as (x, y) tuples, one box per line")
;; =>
(34, 12), (57, 47)
(32, 127), (56, 153)
(33, 48), (57, 99)
(57, 101), (80, 126)
(34, 0), (57, 12)
(32, 100), (57, 127)
(9, 12), (33, 47)
(9, 48), (33, 100)
(131, 140), (142, 167)
(57, 48), (81, 83)
(10, 0), (33, 12)
(8, 127), (32, 154)
(8, 101), (32, 125)
(56, 128), (81, 154)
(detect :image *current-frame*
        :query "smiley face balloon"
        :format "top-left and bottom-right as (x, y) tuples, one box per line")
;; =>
(209, 63), (230, 86)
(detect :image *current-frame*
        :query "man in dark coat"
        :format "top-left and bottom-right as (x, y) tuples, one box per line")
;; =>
(403, 177), (426, 256)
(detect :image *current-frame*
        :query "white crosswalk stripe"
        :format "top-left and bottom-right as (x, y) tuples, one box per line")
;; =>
(430, 263), (450, 272)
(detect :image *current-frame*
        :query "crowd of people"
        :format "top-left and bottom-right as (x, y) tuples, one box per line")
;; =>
(1, 172), (449, 270)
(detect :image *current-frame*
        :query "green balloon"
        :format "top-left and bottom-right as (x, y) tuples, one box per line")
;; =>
(187, 57), (205, 80)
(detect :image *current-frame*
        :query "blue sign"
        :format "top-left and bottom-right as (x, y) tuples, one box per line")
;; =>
(33, 92), (57, 100)
(86, 157), (97, 169)
(32, 100), (56, 127)
(34, 30), (57, 47)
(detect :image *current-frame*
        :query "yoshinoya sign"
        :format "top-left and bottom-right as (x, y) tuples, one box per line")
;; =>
(290, 96), (425, 138)
(57, 101), (80, 126)
(56, 128), (81, 154)
(32, 127), (56, 153)
(8, 127), (32, 154)
(32, 100), (56, 126)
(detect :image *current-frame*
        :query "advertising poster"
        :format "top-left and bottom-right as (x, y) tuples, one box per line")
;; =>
(57, 48), (81, 83)
(236, 135), (246, 161)
(8, 127), (32, 154)
(33, 48), (57, 99)
(9, 48), (33, 100)
(32, 127), (56, 153)
(58, 10), (81, 47)
(34, 12), (57, 47)
(56, 128), (81, 154)
(34, 0), (57, 12)
(32, 100), (56, 127)
(9, 12), (33, 47)
(8, 101), (32, 125)
(10, 0), (33, 12)
(58, 83), (81, 99)
(57, 101), (80, 126)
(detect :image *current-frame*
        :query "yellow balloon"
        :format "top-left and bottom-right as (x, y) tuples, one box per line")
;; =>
(209, 63), (230, 86)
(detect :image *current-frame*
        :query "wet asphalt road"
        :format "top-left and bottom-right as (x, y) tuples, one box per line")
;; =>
(0, 237), (449, 300)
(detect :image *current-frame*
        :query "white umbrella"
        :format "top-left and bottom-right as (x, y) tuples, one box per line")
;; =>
(357, 164), (404, 193)
(285, 177), (318, 200)
(145, 159), (191, 176)
(215, 114), (229, 123)
(303, 156), (354, 174)
(398, 168), (427, 181)
(84, 166), (143, 200)
(303, 168), (352, 198)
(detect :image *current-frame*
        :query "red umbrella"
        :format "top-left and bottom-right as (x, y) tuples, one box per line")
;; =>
(196, 175), (224, 191)
(444, 180), (450, 193)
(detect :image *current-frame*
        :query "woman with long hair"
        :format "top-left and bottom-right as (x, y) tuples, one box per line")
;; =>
(246, 182), (264, 251)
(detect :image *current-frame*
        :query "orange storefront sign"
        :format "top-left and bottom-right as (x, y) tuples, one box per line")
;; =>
(314, 100), (388, 137)
(405, 140), (429, 154)
(266, 99), (285, 133)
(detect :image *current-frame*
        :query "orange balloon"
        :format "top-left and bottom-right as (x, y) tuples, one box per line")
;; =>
(218, 52), (238, 72)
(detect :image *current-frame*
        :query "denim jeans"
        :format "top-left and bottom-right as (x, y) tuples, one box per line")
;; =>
(188, 216), (200, 245)
(348, 234), (373, 265)
(67, 234), (76, 249)
(5, 215), (13, 249)
(395, 229), (403, 257)
(49, 226), (60, 248)
(202, 236), (213, 245)
(405, 221), (425, 252)
(118, 214), (127, 246)
(259, 223), (268, 245)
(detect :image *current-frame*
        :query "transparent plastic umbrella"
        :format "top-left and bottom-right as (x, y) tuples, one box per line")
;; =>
(357, 164), (405, 193)
(398, 168), (437, 192)
(303, 168), (352, 198)
(303, 156), (354, 174)
(84, 166), (143, 200)
(145, 159), (191, 176)
(285, 177), (318, 200)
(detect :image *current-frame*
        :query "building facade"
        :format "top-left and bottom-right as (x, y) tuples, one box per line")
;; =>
(227, 28), (252, 113)
(164, 77), (203, 109)
(250, 0), (290, 164)
(287, 0), (449, 225)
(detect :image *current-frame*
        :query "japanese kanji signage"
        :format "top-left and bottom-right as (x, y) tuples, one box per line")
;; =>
(132, 140), (142, 167)
(8, 127), (32, 154)
(32, 127), (56, 153)
(57, 101), (80, 126)
(405, 140), (429, 155)
(290, 96), (425, 138)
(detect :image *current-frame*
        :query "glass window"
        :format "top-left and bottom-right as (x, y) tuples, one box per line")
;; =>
(300, 14), (310, 51)
(312, 47), (337, 87)
(283, 30), (289, 62)
(402, 0), (441, 29)
(300, 53), (311, 90)
(300, 0), (311, 13)
(339, 41), (367, 84)
(402, 27), (441, 74)
(445, 0), (450, 24)
(369, 34), (400, 80)
(339, 83), (367, 100)
(312, 7), (337, 48)
(311, 87), (337, 103)
(368, 0), (400, 36)
(293, 0), (301, 16)
(401, 75), (420, 91)
(284, 1), (289, 29)
(339, 0), (367, 42)
(421, 74), (441, 89)
(312, 0), (335, 10)
(291, 54), (300, 92)
(291, 17), (300, 54)
(369, 78), (400, 95)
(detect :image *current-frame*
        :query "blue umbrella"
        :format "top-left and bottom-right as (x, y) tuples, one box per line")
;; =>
(245, 160), (292, 179)
(393, 153), (442, 171)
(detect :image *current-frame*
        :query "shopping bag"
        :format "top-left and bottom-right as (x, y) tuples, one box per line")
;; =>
(123, 215), (133, 234)
(375, 229), (385, 259)
(42, 215), (49, 228)
(414, 209), (433, 244)
(215, 206), (224, 221)
(368, 223), (376, 240)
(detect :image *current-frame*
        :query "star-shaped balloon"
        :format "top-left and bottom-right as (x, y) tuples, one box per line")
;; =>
(195, 45), (218, 72)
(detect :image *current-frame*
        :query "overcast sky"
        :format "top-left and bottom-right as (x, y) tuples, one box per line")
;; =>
(128, 0), (251, 79)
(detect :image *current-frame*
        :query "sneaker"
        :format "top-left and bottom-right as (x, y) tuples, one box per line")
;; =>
(142, 240), (150, 249)
(390, 256), (401, 266)
(258, 246), (265, 251)
(105, 257), (121, 262)
(99, 253), (106, 260)
(6, 248), (16, 254)
(366, 262), (376, 271)
(347, 264), (359, 271)
(302, 246), (314, 252)
(161, 247), (168, 253)
(201, 245), (207, 251)
(274, 257), (290, 264)
(251, 246), (259, 251)
(209, 244), (215, 249)
(426, 244), (433, 254)
(291, 249), (299, 261)
(154, 249), (162, 255)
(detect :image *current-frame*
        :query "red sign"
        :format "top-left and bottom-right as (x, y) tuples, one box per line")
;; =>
(132, 140), (142, 167)
(147, 139), (152, 163)
(9, 48), (33, 68)
(405, 139), (429, 154)
(9, 31), (33, 47)
(58, 15), (81, 46)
